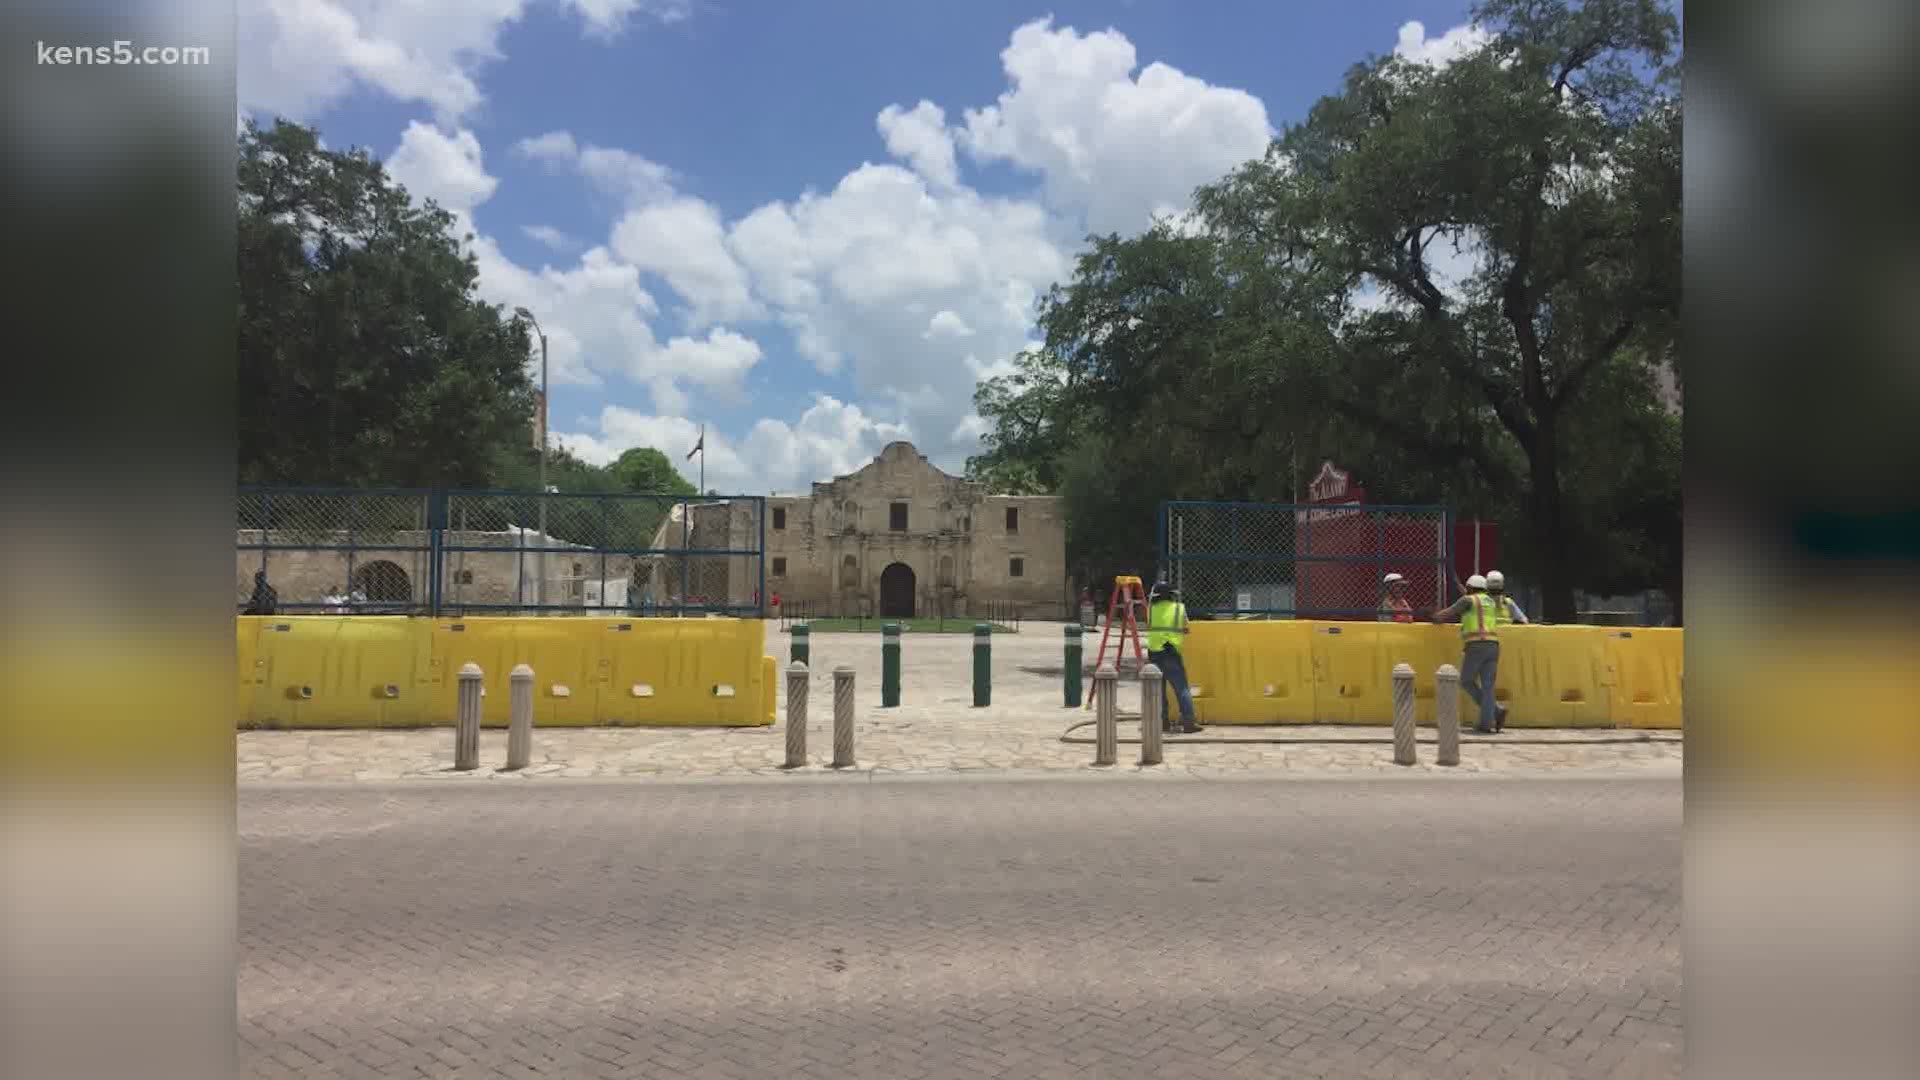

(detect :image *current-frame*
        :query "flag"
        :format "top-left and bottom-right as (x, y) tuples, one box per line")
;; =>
(686, 426), (704, 461)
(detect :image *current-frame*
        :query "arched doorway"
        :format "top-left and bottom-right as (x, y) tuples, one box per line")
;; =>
(352, 560), (411, 604)
(880, 562), (916, 618)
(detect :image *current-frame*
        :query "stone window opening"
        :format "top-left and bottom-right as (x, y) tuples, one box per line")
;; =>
(1006, 506), (1019, 533)
(890, 502), (908, 531)
(1009, 557), (1025, 578)
(772, 507), (786, 530)
(772, 557), (788, 577)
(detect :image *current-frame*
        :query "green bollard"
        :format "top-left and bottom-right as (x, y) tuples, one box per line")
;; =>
(881, 622), (901, 707)
(1063, 624), (1083, 707)
(972, 623), (991, 707)
(790, 622), (810, 666)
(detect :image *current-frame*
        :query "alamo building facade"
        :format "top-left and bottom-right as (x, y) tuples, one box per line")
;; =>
(762, 441), (1068, 619)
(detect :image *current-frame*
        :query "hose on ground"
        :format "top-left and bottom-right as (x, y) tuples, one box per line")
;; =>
(1057, 717), (1681, 747)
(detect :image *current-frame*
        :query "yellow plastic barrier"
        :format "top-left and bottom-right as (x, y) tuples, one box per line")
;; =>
(236, 616), (773, 729)
(1183, 620), (1682, 729)
(1182, 621), (1316, 724)
(240, 616), (435, 728)
(1604, 628), (1683, 729)
(1491, 626), (1614, 728)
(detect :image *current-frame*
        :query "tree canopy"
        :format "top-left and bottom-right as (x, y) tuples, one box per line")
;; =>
(237, 118), (702, 505)
(969, 0), (1681, 621)
(237, 119), (536, 488)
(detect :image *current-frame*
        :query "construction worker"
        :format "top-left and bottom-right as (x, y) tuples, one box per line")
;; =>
(1431, 573), (1505, 733)
(1146, 577), (1201, 734)
(1379, 573), (1415, 622)
(1485, 570), (1529, 626)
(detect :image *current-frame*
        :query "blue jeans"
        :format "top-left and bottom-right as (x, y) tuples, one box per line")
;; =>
(1460, 640), (1501, 731)
(1154, 645), (1197, 728)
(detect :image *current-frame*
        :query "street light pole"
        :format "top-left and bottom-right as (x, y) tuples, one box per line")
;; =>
(516, 307), (550, 613)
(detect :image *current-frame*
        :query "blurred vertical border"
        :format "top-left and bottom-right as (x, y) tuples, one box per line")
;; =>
(1687, 1), (1920, 1078)
(1, 3), (236, 1079)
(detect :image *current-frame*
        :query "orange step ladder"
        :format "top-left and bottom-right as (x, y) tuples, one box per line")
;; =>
(1084, 575), (1149, 708)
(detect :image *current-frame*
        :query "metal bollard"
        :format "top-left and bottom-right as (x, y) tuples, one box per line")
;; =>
(506, 664), (533, 771)
(1391, 663), (1418, 766)
(881, 622), (901, 707)
(784, 661), (808, 768)
(790, 623), (810, 666)
(833, 665), (856, 768)
(1093, 663), (1118, 766)
(972, 623), (991, 707)
(454, 662), (482, 771)
(1435, 664), (1461, 766)
(1063, 624), (1083, 707)
(1139, 662), (1164, 766)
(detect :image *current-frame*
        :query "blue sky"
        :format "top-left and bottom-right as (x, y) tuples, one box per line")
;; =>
(239, 0), (1480, 493)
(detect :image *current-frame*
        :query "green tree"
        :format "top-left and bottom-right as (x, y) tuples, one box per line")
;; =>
(608, 447), (697, 495)
(972, 0), (1680, 620)
(237, 119), (535, 487)
(1190, 0), (1681, 620)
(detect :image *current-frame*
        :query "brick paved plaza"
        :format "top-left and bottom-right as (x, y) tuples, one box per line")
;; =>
(238, 626), (1682, 781)
(240, 775), (1682, 1079)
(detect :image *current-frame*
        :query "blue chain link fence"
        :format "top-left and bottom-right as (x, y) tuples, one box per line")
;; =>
(238, 486), (766, 616)
(1159, 500), (1454, 620)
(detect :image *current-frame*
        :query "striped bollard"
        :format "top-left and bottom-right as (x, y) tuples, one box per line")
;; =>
(1063, 624), (1083, 707)
(1093, 663), (1118, 767)
(506, 663), (533, 771)
(1139, 662), (1164, 766)
(454, 662), (482, 772)
(784, 661), (808, 769)
(832, 665), (856, 768)
(1391, 663), (1418, 766)
(1435, 664), (1461, 766)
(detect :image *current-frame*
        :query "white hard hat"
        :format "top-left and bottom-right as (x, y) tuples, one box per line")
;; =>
(1466, 574), (1488, 591)
(1382, 572), (1405, 585)
(1485, 570), (1505, 589)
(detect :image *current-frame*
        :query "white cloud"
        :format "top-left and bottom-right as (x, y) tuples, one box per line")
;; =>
(957, 17), (1273, 236)
(237, 0), (691, 124)
(924, 310), (974, 339)
(727, 161), (1072, 468)
(386, 122), (496, 219)
(611, 196), (762, 328)
(1393, 20), (1491, 67)
(556, 394), (906, 494)
(877, 100), (960, 189)
(522, 224), (577, 251)
(566, 0), (692, 38)
(514, 129), (677, 205)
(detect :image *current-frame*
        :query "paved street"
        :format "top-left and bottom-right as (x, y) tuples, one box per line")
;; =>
(241, 775), (1681, 1079)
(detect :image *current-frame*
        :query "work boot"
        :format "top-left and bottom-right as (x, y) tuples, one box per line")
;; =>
(1494, 705), (1508, 732)
(1181, 721), (1203, 734)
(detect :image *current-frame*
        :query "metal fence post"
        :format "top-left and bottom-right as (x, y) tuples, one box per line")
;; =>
(506, 664), (533, 770)
(1435, 664), (1461, 766)
(1139, 662), (1164, 766)
(1063, 624), (1083, 707)
(1391, 663), (1418, 766)
(881, 622), (901, 707)
(791, 623), (810, 666)
(455, 662), (482, 771)
(972, 623), (991, 707)
(784, 661), (808, 768)
(832, 666), (855, 768)
(1093, 663), (1118, 767)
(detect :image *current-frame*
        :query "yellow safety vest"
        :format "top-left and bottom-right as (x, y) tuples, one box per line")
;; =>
(1490, 595), (1516, 628)
(1146, 599), (1187, 652)
(1460, 593), (1499, 641)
